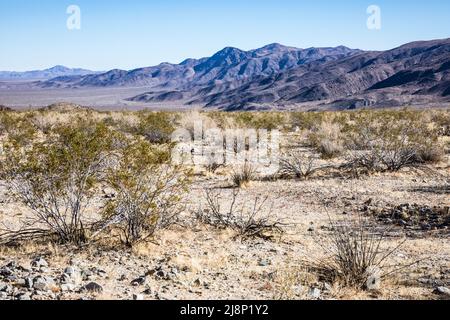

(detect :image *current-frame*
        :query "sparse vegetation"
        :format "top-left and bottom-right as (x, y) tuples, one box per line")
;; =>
(0, 107), (448, 300)
(231, 162), (257, 187)
(198, 188), (286, 240)
(1, 120), (117, 245)
(307, 215), (407, 290)
(101, 139), (191, 246)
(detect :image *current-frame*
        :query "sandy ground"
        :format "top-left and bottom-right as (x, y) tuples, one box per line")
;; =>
(0, 163), (449, 300)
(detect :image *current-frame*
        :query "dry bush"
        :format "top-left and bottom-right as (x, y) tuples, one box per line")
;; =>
(177, 111), (218, 138)
(137, 112), (176, 144)
(308, 121), (344, 159)
(233, 112), (286, 130)
(290, 112), (326, 131)
(279, 150), (318, 180)
(100, 139), (191, 247)
(197, 188), (285, 240)
(344, 116), (444, 173)
(1, 120), (118, 245)
(231, 162), (257, 187)
(307, 215), (408, 290)
(0, 112), (37, 146)
(205, 162), (225, 174)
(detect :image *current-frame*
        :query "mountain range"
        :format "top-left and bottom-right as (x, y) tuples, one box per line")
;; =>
(4, 38), (450, 110)
(0, 66), (98, 81)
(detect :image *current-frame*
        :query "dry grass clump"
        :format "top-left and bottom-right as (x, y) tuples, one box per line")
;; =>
(308, 121), (344, 159)
(307, 215), (408, 291)
(231, 162), (258, 188)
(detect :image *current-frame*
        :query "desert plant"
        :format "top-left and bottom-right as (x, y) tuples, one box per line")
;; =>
(100, 139), (191, 246)
(137, 112), (175, 144)
(1, 120), (117, 245)
(198, 188), (285, 240)
(307, 215), (407, 290)
(231, 162), (257, 187)
(279, 150), (318, 179)
(308, 121), (344, 159)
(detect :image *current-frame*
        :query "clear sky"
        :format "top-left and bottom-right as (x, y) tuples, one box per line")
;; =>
(1, 0), (449, 71)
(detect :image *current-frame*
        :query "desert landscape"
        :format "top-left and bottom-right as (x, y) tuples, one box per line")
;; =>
(0, 105), (448, 300)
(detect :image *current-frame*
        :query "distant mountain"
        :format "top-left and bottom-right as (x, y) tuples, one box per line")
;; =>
(39, 44), (360, 89)
(29, 39), (450, 110)
(0, 65), (98, 80)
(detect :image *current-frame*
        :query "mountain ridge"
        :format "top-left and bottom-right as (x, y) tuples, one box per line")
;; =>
(0, 66), (99, 80)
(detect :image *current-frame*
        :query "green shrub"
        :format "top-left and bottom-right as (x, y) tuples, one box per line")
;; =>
(101, 139), (190, 246)
(137, 112), (176, 144)
(1, 120), (117, 245)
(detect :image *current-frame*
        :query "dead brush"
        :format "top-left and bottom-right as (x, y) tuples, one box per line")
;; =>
(197, 188), (286, 240)
(231, 162), (257, 187)
(279, 150), (318, 180)
(305, 214), (412, 291)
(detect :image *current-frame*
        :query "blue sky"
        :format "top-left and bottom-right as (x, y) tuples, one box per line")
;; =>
(1, 0), (449, 71)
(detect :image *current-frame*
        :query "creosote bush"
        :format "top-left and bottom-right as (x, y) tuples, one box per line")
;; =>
(1, 120), (118, 245)
(137, 112), (176, 144)
(101, 139), (191, 246)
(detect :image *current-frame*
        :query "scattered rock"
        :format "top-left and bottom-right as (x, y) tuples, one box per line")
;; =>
(80, 282), (103, 293)
(308, 288), (321, 299)
(434, 286), (450, 297)
(258, 259), (271, 267)
(133, 293), (144, 300)
(17, 292), (32, 300)
(31, 257), (48, 270)
(131, 276), (146, 286)
(62, 266), (82, 284)
(60, 283), (76, 292)
(0, 266), (13, 277)
(33, 276), (55, 292)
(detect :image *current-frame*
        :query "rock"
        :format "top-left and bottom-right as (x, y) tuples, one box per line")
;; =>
(102, 187), (116, 199)
(33, 276), (55, 292)
(0, 281), (9, 292)
(31, 257), (48, 269)
(62, 266), (82, 284)
(155, 269), (170, 280)
(193, 278), (203, 287)
(131, 277), (146, 286)
(434, 286), (450, 297)
(81, 269), (94, 280)
(80, 282), (103, 293)
(24, 277), (33, 289)
(60, 283), (76, 292)
(142, 287), (153, 295)
(133, 294), (144, 301)
(365, 266), (381, 291)
(258, 259), (271, 267)
(308, 288), (321, 299)
(17, 292), (32, 300)
(0, 266), (13, 277)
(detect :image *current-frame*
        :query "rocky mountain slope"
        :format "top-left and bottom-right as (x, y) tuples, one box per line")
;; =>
(36, 39), (450, 110)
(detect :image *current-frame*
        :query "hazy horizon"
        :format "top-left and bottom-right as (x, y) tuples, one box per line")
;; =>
(1, 0), (450, 71)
